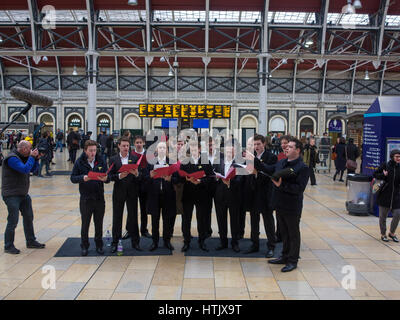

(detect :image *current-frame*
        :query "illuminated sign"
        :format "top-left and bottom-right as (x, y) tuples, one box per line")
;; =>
(139, 104), (231, 119)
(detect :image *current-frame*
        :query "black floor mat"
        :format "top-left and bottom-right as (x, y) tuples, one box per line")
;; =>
(183, 237), (283, 258)
(54, 237), (172, 257)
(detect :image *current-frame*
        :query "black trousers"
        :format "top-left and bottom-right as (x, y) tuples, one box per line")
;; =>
(250, 207), (276, 250)
(126, 189), (149, 234)
(112, 192), (139, 245)
(239, 209), (247, 237)
(182, 199), (208, 243)
(70, 149), (77, 164)
(204, 192), (214, 236)
(151, 193), (173, 243)
(80, 198), (105, 249)
(276, 210), (301, 264)
(309, 167), (316, 185)
(215, 200), (240, 246)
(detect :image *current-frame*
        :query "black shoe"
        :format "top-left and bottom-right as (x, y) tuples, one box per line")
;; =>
(164, 241), (174, 250)
(339, 179), (344, 182)
(244, 246), (259, 254)
(81, 248), (88, 256)
(199, 242), (209, 252)
(333, 175), (337, 181)
(121, 232), (131, 240)
(96, 247), (104, 255)
(281, 263), (297, 272)
(45, 173), (52, 176)
(4, 246), (20, 254)
(265, 249), (274, 258)
(142, 231), (152, 238)
(132, 243), (142, 251)
(27, 241), (45, 249)
(215, 244), (228, 251)
(389, 234), (399, 242)
(181, 243), (190, 252)
(268, 257), (287, 264)
(149, 242), (158, 251)
(111, 245), (117, 253)
(232, 243), (240, 253)
(239, 234), (244, 240)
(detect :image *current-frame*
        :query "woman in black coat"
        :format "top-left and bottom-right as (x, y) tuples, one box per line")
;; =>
(332, 137), (346, 182)
(373, 149), (400, 242)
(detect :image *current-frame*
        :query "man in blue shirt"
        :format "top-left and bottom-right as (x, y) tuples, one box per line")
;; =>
(2, 140), (45, 254)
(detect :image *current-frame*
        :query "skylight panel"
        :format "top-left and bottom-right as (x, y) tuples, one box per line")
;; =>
(385, 15), (400, 26)
(101, 10), (146, 22)
(240, 11), (261, 22)
(8, 10), (30, 21)
(0, 11), (11, 22)
(153, 10), (173, 22)
(54, 10), (75, 21)
(173, 11), (205, 22)
(209, 11), (240, 22)
(339, 13), (370, 25)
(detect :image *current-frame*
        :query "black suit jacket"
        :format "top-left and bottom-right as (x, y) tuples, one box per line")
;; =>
(108, 153), (140, 197)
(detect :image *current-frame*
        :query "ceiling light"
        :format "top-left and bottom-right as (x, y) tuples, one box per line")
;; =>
(127, 0), (138, 5)
(345, 3), (356, 14)
(168, 69), (174, 76)
(353, 0), (362, 9)
(42, 56), (48, 62)
(173, 61), (179, 68)
(305, 39), (314, 45)
(72, 65), (78, 76)
(282, 58), (288, 64)
(0, 36), (3, 43)
(160, 56), (166, 62)
(364, 70), (369, 80)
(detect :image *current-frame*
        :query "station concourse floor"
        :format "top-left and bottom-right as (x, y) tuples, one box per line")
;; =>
(0, 150), (400, 300)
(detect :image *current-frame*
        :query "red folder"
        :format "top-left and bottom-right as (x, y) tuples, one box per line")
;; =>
(87, 163), (114, 181)
(215, 167), (236, 180)
(151, 161), (180, 179)
(178, 170), (205, 180)
(118, 155), (143, 173)
(132, 151), (148, 168)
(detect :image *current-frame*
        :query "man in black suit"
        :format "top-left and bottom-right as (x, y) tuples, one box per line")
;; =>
(214, 140), (244, 252)
(180, 140), (214, 252)
(249, 137), (310, 272)
(145, 141), (178, 251)
(245, 134), (277, 258)
(108, 136), (141, 252)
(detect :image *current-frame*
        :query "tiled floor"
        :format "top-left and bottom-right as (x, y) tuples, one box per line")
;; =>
(0, 151), (399, 300)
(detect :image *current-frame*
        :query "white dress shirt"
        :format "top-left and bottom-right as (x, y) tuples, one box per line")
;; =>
(118, 153), (130, 179)
(88, 159), (95, 169)
(224, 159), (233, 177)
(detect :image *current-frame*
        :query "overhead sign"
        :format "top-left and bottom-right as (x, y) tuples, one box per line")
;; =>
(139, 104), (231, 119)
(328, 119), (343, 133)
(69, 117), (81, 127)
(161, 119), (178, 128)
(193, 119), (210, 129)
(336, 105), (347, 113)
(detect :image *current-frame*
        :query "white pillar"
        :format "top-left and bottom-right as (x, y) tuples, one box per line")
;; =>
(87, 53), (99, 140)
(258, 55), (269, 135)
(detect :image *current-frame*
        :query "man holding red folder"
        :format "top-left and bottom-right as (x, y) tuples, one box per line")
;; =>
(214, 140), (244, 252)
(180, 140), (214, 252)
(108, 137), (142, 252)
(70, 140), (109, 256)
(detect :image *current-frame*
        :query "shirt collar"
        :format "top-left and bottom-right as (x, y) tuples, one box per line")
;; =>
(120, 153), (129, 159)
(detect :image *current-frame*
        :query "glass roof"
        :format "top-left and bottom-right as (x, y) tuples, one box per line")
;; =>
(99, 10), (146, 22)
(272, 12), (316, 24)
(327, 13), (370, 25)
(386, 15), (400, 26)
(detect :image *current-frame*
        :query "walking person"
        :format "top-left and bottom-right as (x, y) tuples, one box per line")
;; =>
(333, 137), (346, 182)
(37, 132), (52, 177)
(55, 129), (64, 152)
(373, 149), (400, 242)
(303, 137), (319, 186)
(2, 141), (45, 254)
(345, 138), (360, 183)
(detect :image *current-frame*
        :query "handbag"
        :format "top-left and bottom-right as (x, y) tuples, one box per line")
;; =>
(345, 146), (357, 170)
(331, 152), (337, 161)
(372, 179), (386, 197)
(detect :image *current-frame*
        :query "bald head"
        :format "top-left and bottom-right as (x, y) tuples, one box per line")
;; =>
(17, 140), (32, 157)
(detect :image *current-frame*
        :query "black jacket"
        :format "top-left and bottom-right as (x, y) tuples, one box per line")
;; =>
(346, 143), (360, 161)
(373, 160), (400, 210)
(37, 137), (51, 160)
(144, 157), (179, 215)
(251, 150), (278, 212)
(254, 156), (310, 215)
(214, 159), (245, 207)
(180, 157), (215, 202)
(333, 143), (346, 171)
(108, 153), (141, 198)
(70, 152), (109, 200)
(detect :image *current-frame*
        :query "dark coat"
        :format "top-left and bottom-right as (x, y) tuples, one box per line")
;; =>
(373, 160), (400, 210)
(254, 156), (310, 215)
(144, 157), (179, 215)
(214, 159), (245, 207)
(180, 157), (215, 203)
(346, 143), (359, 161)
(70, 152), (109, 200)
(108, 153), (141, 198)
(37, 137), (51, 161)
(253, 150), (277, 211)
(333, 143), (346, 171)
(303, 144), (318, 168)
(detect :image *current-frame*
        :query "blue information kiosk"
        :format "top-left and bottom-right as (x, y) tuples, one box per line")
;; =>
(361, 96), (400, 216)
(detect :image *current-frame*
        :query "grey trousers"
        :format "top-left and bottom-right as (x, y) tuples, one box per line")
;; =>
(379, 206), (400, 235)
